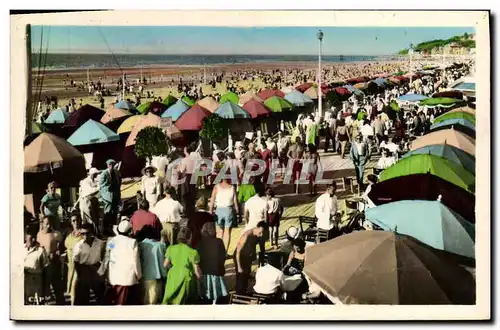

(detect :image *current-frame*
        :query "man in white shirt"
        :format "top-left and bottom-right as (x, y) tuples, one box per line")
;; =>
(315, 183), (338, 232)
(79, 168), (100, 225)
(73, 223), (106, 305)
(24, 227), (50, 304)
(100, 220), (142, 305)
(151, 187), (184, 245)
(243, 186), (269, 232)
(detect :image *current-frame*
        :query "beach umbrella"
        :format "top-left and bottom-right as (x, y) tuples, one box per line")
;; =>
(161, 100), (190, 121)
(257, 89), (285, 101)
(304, 230), (475, 304)
(181, 96), (196, 107)
(453, 82), (475, 93)
(175, 104), (211, 131)
(114, 100), (138, 113)
(242, 99), (271, 119)
(432, 91), (464, 99)
(333, 87), (351, 96)
(365, 201), (475, 258)
(64, 104), (104, 128)
(403, 144), (475, 175)
(343, 85), (364, 96)
(397, 94), (429, 102)
(24, 133), (87, 192)
(295, 82), (313, 93)
(388, 77), (403, 85)
(162, 94), (178, 108)
(239, 90), (263, 105)
(447, 107), (476, 116)
(419, 97), (463, 107)
(136, 101), (168, 116)
(281, 86), (295, 94)
(117, 115), (145, 134)
(304, 86), (319, 100)
(379, 154), (475, 193)
(197, 96), (219, 113)
(353, 82), (368, 90)
(214, 102), (251, 119)
(125, 113), (161, 147)
(367, 173), (475, 223)
(67, 119), (120, 146)
(410, 129), (475, 156)
(44, 108), (70, 124)
(346, 76), (370, 84)
(100, 107), (132, 124)
(433, 111), (476, 125)
(372, 78), (389, 87)
(219, 91), (239, 104)
(430, 119), (476, 139)
(372, 73), (390, 78)
(284, 90), (314, 107)
(264, 96), (293, 113)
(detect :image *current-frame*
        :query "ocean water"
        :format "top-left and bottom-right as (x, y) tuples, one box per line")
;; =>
(32, 53), (390, 70)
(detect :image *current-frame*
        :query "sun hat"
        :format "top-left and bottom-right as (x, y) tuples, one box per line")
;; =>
(113, 219), (132, 236)
(106, 159), (116, 165)
(88, 167), (100, 176)
(286, 226), (300, 240)
(141, 164), (157, 176)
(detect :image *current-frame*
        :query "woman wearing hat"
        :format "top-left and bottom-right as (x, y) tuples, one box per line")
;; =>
(141, 164), (162, 208)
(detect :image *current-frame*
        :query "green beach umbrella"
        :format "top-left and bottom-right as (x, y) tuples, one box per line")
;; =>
(433, 111), (476, 125)
(162, 94), (178, 108)
(181, 96), (196, 107)
(32, 122), (48, 133)
(419, 97), (462, 107)
(394, 71), (407, 76)
(357, 110), (368, 121)
(264, 96), (293, 113)
(379, 154), (475, 193)
(390, 100), (401, 112)
(219, 91), (239, 104)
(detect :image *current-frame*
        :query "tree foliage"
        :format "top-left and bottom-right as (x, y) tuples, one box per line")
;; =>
(199, 113), (227, 142)
(397, 34), (476, 54)
(134, 126), (170, 162)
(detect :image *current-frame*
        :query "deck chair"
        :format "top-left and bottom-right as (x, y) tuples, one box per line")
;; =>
(342, 177), (355, 194)
(299, 216), (318, 243)
(316, 229), (330, 243)
(344, 199), (359, 216)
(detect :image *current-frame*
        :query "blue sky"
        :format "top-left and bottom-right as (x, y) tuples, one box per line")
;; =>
(31, 26), (475, 55)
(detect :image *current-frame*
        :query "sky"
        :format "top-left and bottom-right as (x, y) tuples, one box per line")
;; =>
(31, 26), (475, 56)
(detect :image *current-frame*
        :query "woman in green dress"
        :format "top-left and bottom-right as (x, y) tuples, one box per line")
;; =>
(162, 227), (202, 305)
(64, 213), (83, 305)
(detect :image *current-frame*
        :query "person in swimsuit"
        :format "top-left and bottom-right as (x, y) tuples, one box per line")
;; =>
(304, 144), (320, 196)
(335, 119), (351, 159)
(287, 136), (305, 194)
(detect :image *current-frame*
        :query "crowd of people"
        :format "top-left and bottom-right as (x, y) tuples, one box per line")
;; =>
(25, 58), (474, 306)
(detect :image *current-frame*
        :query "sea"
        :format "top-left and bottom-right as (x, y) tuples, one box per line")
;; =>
(32, 53), (396, 70)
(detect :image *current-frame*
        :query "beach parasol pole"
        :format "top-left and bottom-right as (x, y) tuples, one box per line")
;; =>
(317, 29), (324, 118)
(122, 72), (125, 100)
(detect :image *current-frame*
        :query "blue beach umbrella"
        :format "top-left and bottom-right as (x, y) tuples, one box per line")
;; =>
(115, 100), (138, 113)
(67, 119), (120, 146)
(431, 118), (475, 132)
(365, 200), (475, 258)
(284, 90), (314, 107)
(397, 94), (429, 102)
(372, 78), (389, 87)
(44, 108), (70, 124)
(343, 85), (364, 96)
(403, 144), (475, 175)
(215, 102), (251, 119)
(161, 100), (190, 121)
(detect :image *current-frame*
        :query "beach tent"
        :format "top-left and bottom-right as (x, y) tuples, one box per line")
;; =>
(264, 96), (293, 113)
(379, 154), (475, 193)
(162, 94), (178, 108)
(67, 119), (120, 146)
(64, 104), (104, 128)
(115, 100), (138, 113)
(411, 128), (475, 156)
(44, 108), (70, 124)
(403, 144), (475, 175)
(24, 133), (87, 193)
(100, 107), (132, 124)
(117, 115), (145, 134)
(433, 111), (476, 125)
(257, 89), (285, 101)
(295, 82), (314, 93)
(284, 90), (314, 107)
(125, 113), (161, 147)
(367, 173), (475, 223)
(161, 100), (190, 120)
(242, 99), (271, 119)
(181, 96), (196, 107)
(137, 101), (168, 116)
(419, 97), (463, 107)
(197, 96), (219, 113)
(239, 90), (263, 105)
(430, 119), (476, 139)
(303, 230), (475, 305)
(219, 91), (239, 105)
(365, 200), (475, 259)
(175, 104), (211, 131)
(214, 102), (251, 119)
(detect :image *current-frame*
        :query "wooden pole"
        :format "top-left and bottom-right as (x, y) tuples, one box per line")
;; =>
(26, 24), (33, 136)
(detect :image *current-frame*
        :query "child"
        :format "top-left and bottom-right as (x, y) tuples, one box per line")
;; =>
(266, 188), (283, 248)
